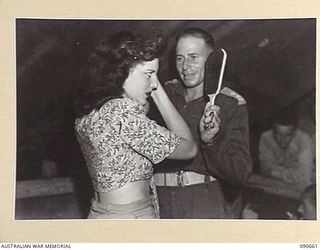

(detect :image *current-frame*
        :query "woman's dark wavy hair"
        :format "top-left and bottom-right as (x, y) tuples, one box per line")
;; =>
(73, 30), (166, 117)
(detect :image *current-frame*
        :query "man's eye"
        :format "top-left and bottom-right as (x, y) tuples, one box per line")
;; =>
(189, 55), (197, 60)
(176, 57), (183, 62)
(145, 73), (152, 79)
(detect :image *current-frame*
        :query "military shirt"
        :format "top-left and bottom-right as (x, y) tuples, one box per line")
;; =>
(154, 79), (252, 186)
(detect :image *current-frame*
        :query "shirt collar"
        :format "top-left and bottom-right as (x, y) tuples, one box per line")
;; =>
(174, 80), (209, 104)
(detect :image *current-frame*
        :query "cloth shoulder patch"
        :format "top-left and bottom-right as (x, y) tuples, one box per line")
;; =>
(220, 87), (246, 105)
(164, 78), (179, 86)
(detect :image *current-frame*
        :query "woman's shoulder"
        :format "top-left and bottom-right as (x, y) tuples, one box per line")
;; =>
(76, 98), (146, 129)
(100, 97), (146, 115)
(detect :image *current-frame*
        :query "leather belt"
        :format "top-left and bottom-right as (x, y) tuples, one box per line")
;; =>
(154, 171), (216, 187)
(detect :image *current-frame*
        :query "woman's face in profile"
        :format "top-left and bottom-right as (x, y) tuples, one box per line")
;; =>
(122, 58), (160, 105)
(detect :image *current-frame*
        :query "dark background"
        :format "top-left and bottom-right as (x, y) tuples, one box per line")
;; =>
(16, 19), (316, 182)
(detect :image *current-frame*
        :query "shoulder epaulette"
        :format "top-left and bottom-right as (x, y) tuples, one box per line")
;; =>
(164, 79), (179, 86)
(220, 87), (246, 105)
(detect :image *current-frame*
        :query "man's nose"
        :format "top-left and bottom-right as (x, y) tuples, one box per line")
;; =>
(182, 59), (190, 71)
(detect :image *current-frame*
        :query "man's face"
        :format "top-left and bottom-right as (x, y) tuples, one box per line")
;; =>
(273, 123), (295, 149)
(176, 36), (213, 89)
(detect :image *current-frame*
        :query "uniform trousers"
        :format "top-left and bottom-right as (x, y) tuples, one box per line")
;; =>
(157, 181), (226, 219)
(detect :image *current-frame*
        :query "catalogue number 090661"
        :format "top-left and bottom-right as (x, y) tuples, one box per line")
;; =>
(300, 244), (318, 248)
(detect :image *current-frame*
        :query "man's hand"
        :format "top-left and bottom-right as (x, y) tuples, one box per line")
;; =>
(200, 103), (221, 144)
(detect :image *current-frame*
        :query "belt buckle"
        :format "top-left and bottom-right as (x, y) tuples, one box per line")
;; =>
(176, 171), (185, 187)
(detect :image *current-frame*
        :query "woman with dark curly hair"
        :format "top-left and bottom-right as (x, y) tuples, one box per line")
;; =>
(74, 31), (197, 219)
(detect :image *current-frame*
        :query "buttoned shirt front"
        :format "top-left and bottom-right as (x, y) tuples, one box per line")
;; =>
(154, 79), (252, 186)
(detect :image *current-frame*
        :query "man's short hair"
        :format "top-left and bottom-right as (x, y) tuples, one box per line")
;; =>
(273, 106), (298, 127)
(176, 27), (215, 50)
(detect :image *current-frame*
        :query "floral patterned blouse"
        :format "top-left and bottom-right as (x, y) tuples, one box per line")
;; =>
(75, 97), (181, 193)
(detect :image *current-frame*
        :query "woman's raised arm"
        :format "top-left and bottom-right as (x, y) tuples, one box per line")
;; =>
(151, 81), (198, 159)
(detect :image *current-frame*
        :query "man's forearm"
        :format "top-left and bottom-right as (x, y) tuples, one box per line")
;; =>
(262, 163), (304, 183)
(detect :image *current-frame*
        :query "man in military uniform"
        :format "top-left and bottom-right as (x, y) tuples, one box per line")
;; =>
(153, 27), (252, 219)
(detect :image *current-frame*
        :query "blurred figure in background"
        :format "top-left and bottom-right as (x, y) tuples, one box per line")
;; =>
(259, 107), (314, 189)
(294, 184), (316, 220)
(242, 184), (316, 220)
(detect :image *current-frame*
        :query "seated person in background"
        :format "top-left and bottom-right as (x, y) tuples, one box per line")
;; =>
(259, 108), (314, 189)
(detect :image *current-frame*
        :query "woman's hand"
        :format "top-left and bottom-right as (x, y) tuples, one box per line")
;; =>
(150, 79), (164, 100)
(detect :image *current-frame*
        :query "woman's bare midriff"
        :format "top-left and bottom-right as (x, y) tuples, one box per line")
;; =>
(94, 180), (150, 204)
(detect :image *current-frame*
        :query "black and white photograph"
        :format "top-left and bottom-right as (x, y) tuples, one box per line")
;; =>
(15, 18), (316, 221)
